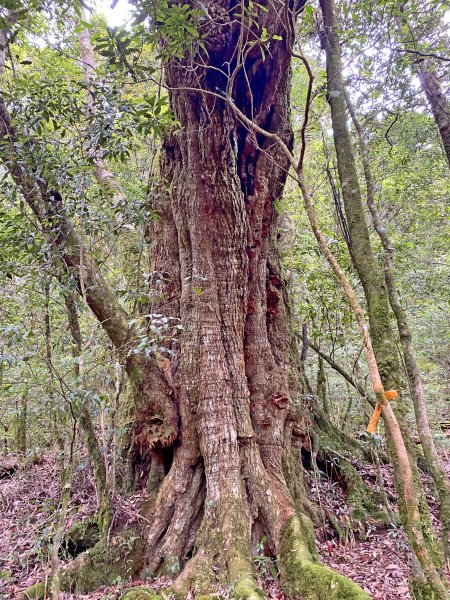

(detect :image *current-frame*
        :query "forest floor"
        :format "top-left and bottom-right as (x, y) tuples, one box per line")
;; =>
(0, 445), (449, 600)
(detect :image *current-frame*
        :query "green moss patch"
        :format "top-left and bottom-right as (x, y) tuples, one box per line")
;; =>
(278, 516), (370, 600)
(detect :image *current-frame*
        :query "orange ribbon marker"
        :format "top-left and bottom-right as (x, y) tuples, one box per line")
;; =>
(366, 390), (398, 434)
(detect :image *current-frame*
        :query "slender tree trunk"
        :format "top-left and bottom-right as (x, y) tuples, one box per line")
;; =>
(0, 365), (8, 451)
(0, 29), (6, 78)
(396, 4), (450, 169)
(319, 0), (401, 392)
(319, 0), (446, 592)
(316, 355), (330, 414)
(64, 293), (113, 537)
(50, 426), (76, 600)
(77, 25), (127, 196)
(345, 91), (450, 560)
(305, 337), (371, 401)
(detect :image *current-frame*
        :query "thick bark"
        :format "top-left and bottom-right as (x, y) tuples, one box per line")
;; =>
(9, 4), (369, 599)
(120, 1), (368, 596)
(150, 3), (298, 580)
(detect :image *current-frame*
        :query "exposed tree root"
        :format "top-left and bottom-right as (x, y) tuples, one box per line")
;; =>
(278, 515), (371, 599)
(166, 549), (266, 600)
(19, 425), (385, 600)
(142, 453), (205, 576)
(20, 503), (374, 600)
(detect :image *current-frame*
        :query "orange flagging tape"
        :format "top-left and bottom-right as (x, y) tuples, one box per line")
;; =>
(366, 390), (398, 434)
(366, 403), (382, 434)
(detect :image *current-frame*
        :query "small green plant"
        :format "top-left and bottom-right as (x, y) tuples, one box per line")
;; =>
(252, 536), (277, 579)
(167, 555), (180, 575)
(112, 574), (124, 586)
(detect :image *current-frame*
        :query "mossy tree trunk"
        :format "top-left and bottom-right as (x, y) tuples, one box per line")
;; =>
(319, 0), (447, 593)
(316, 355), (330, 415)
(344, 91), (450, 561)
(319, 0), (401, 392)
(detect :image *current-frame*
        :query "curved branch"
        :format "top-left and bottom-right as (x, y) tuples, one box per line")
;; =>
(305, 338), (371, 403)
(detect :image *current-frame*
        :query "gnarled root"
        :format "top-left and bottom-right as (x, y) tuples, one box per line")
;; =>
(19, 446), (371, 600)
(278, 514), (370, 600)
(165, 545), (265, 600)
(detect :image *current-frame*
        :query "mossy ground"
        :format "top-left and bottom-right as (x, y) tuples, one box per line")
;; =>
(119, 587), (162, 600)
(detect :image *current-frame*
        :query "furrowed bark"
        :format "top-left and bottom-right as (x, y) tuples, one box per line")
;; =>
(132, 2), (369, 596)
(218, 11), (446, 593)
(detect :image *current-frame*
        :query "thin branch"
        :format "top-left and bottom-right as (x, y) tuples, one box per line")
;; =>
(305, 337), (371, 402)
(395, 47), (450, 63)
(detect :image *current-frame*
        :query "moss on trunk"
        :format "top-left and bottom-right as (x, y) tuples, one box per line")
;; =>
(278, 516), (370, 600)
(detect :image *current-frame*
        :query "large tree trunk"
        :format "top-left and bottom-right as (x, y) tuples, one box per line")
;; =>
(119, 4), (369, 596)
(141, 0), (324, 589)
(3, 5), (371, 598)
